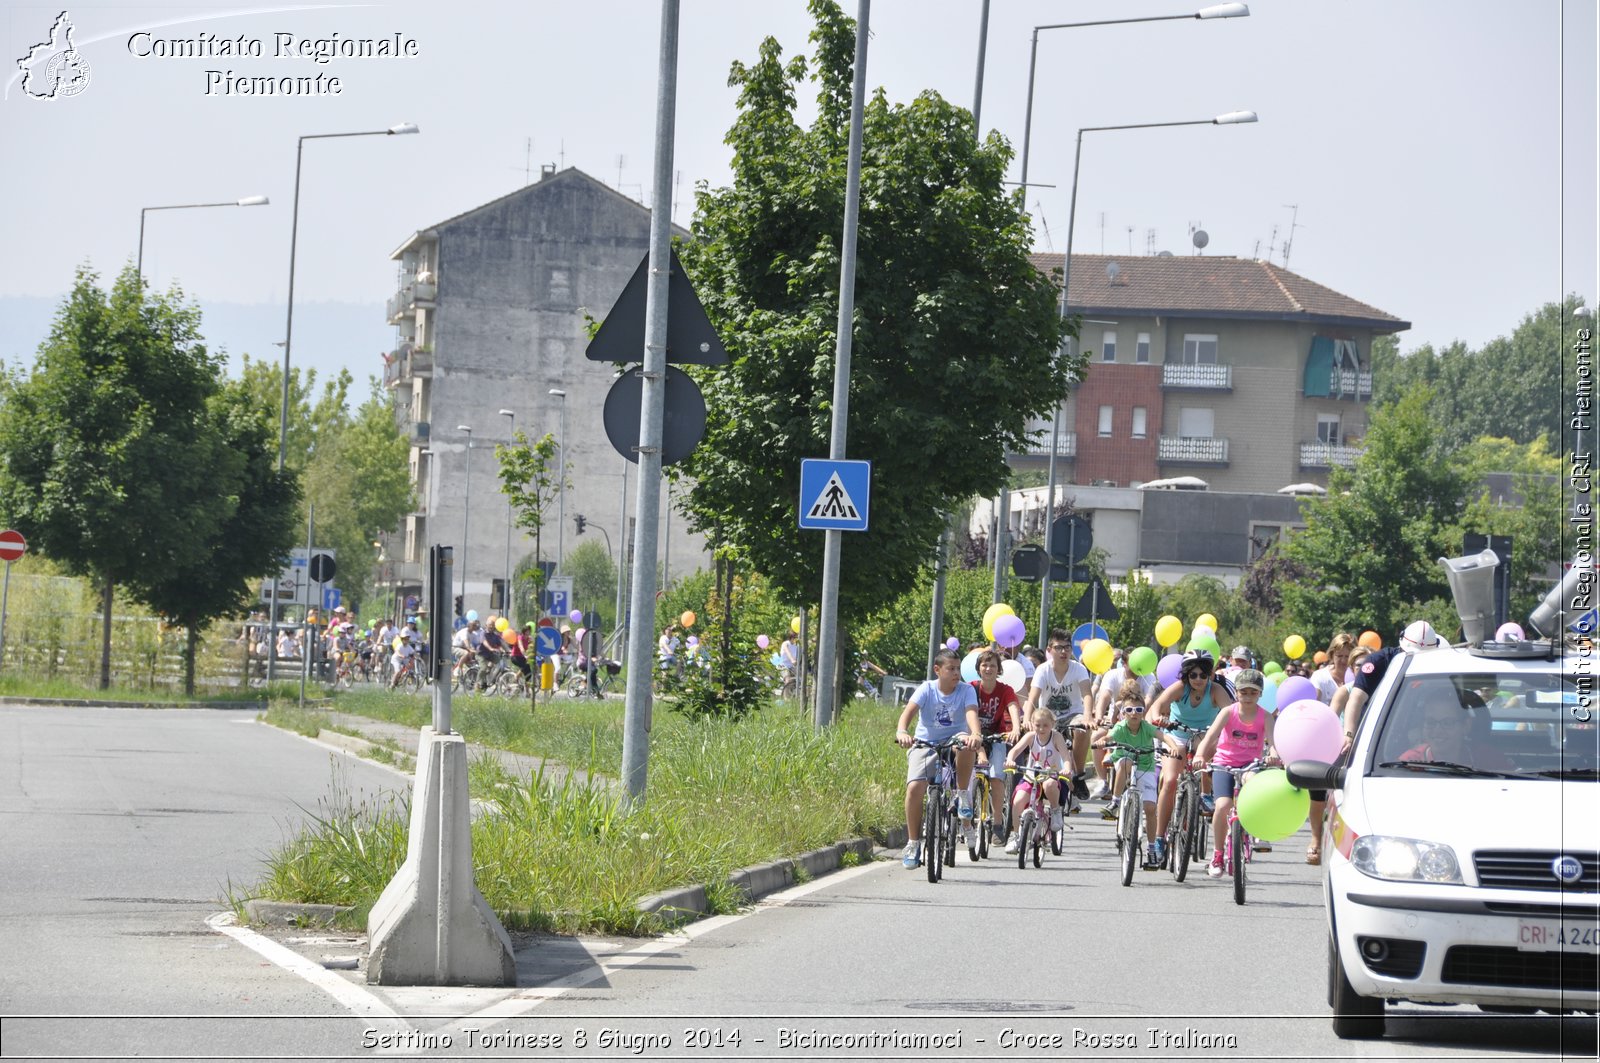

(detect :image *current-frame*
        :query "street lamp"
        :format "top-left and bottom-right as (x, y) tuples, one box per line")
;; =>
(995, 2), (1249, 603)
(499, 408), (515, 615)
(548, 388), (567, 575)
(458, 425), (473, 609)
(137, 196), (268, 281)
(1036, 110), (1259, 634)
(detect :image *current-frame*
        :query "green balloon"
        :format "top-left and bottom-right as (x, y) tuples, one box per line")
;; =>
(1263, 660), (1284, 675)
(1186, 634), (1223, 660)
(1127, 646), (1158, 676)
(1236, 768), (1311, 842)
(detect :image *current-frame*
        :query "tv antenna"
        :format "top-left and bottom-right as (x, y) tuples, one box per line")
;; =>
(1146, 228), (1157, 256)
(1281, 204), (1303, 268)
(511, 137), (535, 185)
(1099, 212), (1107, 254)
(1036, 201), (1055, 252)
(1126, 225), (1135, 255)
(1267, 223), (1279, 263)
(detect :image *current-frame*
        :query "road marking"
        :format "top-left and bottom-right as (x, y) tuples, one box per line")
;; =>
(206, 911), (410, 1033)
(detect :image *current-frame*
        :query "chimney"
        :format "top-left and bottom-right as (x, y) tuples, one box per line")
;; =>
(540, 163), (557, 182)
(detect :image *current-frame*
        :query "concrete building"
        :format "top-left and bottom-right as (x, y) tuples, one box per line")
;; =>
(378, 166), (707, 618)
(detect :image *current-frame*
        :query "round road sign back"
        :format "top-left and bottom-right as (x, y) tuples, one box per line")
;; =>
(0, 529), (27, 562)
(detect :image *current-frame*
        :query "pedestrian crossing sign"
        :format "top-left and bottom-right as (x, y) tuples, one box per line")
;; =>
(798, 459), (871, 532)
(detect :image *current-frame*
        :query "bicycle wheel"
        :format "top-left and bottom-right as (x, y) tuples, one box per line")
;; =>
(1189, 789), (1206, 861)
(1173, 790), (1193, 882)
(1120, 801), (1141, 887)
(1016, 813), (1033, 870)
(924, 784), (943, 884)
(975, 777), (990, 860)
(1231, 816), (1247, 905)
(942, 793), (959, 869)
(402, 670), (423, 694)
(1032, 822), (1044, 868)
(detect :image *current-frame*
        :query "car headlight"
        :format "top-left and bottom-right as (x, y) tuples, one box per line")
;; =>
(1349, 835), (1462, 883)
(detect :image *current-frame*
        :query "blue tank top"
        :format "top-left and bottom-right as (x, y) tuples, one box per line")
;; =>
(1170, 682), (1225, 735)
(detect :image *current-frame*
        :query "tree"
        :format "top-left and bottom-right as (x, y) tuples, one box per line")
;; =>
(1451, 434), (1565, 623)
(1277, 383), (1468, 643)
(134, 381), (300, 693)
(496, 430), (563, 596)
(675, 0), (1076, 624)
(0, 266), (242, 688)
(565, 539), (616, 626)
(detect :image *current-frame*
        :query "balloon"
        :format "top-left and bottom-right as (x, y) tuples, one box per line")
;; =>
(1019, 656), (1036, 679)
(1313, 650), (1328, 666)
(993, 614), (1026, 648)
(1187, 635), (1223, 660)
(756, 634), (770, 649)
(680, 611), (696, 629)
(1357, 630), (1383, 651)
(770, 652), (784, 667)
(999, 659), (1027, 691)
(1154, 615), (1183, 648)
(686, 635), (699, 648)
(1263, 660), (1283, 675)
(982, 603), (1016, 642)
(1495, 622), (1526, 642)
(1258, 677), (1279, 712)
(1192, 623), (1217, 642)
(945, 637), (960, 651)
(960, 649), (982, 683)
(1274, 699), (1345, 763)
(466, 610), (479, 622)
(569, 609), (584, 624)
(1195, 613), (1219, 633)
(1275, 675), (1317, 707)
(1156, 652), (1184, 688)
(496, 618), (510, 632)
(1283, 634), (1307, 660)
(1127, 646), (1158, 676)
(1236, 769), (1311, 842)
(791, 616), (802, 634)
(1080, 638), (1115, 675)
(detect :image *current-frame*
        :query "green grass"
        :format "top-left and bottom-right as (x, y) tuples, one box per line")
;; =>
(0, 674), (304, 703)
(241, 701), (905, 935)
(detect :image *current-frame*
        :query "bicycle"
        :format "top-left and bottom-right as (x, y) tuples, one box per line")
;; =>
(387, 655), (423, 694)
(1209, 758), (1271, 905)
(910, 738), (964, 883)
(332, 650), (359, 690)
(565, 658), (620, 698)
(967, 735), (1012, 861)
(1158, 722), (1209, 882)
(1095, 740), (1165, 887)
(1004, 763), (1066, 870)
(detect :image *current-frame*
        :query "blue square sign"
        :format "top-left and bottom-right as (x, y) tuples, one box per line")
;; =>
(798, 459), (871, 532)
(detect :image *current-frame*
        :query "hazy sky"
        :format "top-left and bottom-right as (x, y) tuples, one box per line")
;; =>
(1, 0), (1594, 384)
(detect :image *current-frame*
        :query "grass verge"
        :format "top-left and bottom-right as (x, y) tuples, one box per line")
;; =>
(0, 674), (304, 703)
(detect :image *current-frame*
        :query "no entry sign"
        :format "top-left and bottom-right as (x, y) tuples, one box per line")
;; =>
(0, 529), (26, 563)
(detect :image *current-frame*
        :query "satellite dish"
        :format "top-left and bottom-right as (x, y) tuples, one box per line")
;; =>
(1157, 250), (1174, 258)
(1192, 230), (1210, 249)
(1106, 262), (1121, 281)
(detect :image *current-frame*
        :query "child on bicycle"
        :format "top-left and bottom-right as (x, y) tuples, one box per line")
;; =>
(1099, 680), (1163, 868)
(894, 649), (981, 870)
(969, 649), (1022, 843)
(1147, 647), (1235, 867)
(1003, 705), (1071, 854)
(1192, 668), (1278, 877)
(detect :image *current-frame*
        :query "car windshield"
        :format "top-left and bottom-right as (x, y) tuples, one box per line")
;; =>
(1371, 671), (1595, 780)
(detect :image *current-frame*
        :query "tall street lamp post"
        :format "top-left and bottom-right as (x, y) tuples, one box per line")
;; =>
(137, 196), (268, 281)
(995, 2), (1249, 606)
(548, 389), (567, 576)
(499, 408), (515, 615)
(1036, 110), (1258, 634)
(458, 425), (473, 609)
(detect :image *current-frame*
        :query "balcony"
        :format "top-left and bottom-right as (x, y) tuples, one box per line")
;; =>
(409, 420), (430, 445)
(1162, 363), (1232, 390)
(1022, 431), (1076, 459)
(1299, 441), (1362, 468)
(1158, 435), (1230, 464)
(1330, 368), (1373, 400)
(386, 278), (437, 324)
(382, 355), (402, 389)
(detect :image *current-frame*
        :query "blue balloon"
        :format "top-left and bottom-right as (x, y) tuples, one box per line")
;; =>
(1259, 676), (1279, 712)
(466, 610), (479, 622)
(960, 648), (982, 682)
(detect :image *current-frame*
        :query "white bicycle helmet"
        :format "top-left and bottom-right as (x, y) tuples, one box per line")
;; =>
(1399, 619), (1441, 653)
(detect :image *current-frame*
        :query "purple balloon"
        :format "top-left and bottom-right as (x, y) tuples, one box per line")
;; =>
(993, 614), (1026, 648)
(1275, 675), (1318, 707)
(756, 634), (770, 649)
(945, 637), (960, 651)
(569, 609), (583, 624)
(1275, 698), (1344, 762)
(1156, 652), (1184, 688)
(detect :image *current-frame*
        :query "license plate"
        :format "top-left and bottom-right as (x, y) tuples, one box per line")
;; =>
(1516, 919), (1600, 953)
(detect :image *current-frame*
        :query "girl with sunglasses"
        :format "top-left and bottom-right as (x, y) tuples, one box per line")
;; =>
(1146, 648), (1236, 866)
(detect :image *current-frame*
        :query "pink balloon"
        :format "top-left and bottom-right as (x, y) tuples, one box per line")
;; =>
(1495, 622), (1526, 642)
(1275, 675), (1317, 707)
(756, 634), (770, 649)
(1156, 652), (1184, 688)
(993, 614), (1026, 648)
(1274, 698), (1344, 763)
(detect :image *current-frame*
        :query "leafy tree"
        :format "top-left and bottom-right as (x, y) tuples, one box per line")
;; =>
(135, 381), (300, 693)
(675, 0), (1076, 624)
(496, 430), (564, 594)
(1451, 434), (1565, 623)
(565, 538), (617, 626)
(0, 266), (246, 688)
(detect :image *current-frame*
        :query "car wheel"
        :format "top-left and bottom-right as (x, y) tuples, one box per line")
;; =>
(1328, 932), (1385, 1039)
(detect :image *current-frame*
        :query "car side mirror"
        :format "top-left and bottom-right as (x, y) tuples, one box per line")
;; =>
(1287, 758), (1345, 791)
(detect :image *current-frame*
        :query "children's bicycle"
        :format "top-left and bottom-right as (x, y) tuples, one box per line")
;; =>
(1095, 741), (1165, 887)
(1212, 758), (1270, 905)
(1005, 764), (1066, 870)
(1158, 722), (1209, 882)
(968, 736), (1011, 861)
(912, 738), (965, 883)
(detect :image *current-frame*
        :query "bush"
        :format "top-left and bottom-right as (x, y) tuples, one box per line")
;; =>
(672, 648), (771, 721)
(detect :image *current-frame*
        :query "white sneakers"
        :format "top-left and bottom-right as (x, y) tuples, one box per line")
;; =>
(1004, 833), (1022, 854)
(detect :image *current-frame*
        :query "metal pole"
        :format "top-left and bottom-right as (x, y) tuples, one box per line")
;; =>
(615, 459), (628, 663)
(501, 411), (515, 614)
(814, 0), (870, 730)
(1040, 131), (1085, 634)
(458, 428), (473, 607)
(0, 561), (11, 673)
(268, 142), (307, 686)
(971, 0), (991, 132)
(620, 0), (680, 806)
(663, 480), (671, 591)
(299, 504), (313, 709)
(556, 399), (567, 573)
(137, 210), (148, 281)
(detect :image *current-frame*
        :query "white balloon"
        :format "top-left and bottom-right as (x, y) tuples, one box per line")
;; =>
(1192, 624), (1217, 641)
(1000, 658), (1027, 691)
(1020, 656), (1037, 679)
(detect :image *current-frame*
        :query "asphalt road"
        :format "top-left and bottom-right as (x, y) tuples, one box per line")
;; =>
(2, 704), (1593, 1061)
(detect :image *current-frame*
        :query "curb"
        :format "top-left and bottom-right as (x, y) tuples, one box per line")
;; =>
(244, 900), (354, 927)
(1, 696), (334, 710)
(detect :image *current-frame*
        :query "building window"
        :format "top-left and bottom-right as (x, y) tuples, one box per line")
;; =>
(1317, 413), (1342, 444)
(1098, 405), (1114, 437)
(1182, 334), (1218, 364)
(1333, 339), (1361, 370)
(1136, 333), (1151, 363)
(1102, 331), (1117, 362)
(1178, 407), (1214, 438)
(1131, 407), (1148, 439)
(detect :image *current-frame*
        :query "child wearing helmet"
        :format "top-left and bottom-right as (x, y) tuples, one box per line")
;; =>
(1146, 647), (1237, 867)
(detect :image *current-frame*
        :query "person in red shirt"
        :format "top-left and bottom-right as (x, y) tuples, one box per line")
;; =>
(970, 649), (1022, 842)
(506, 623), (532, 681)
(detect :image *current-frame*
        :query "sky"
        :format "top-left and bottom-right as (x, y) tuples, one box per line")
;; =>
(0, 0), (1594, 393)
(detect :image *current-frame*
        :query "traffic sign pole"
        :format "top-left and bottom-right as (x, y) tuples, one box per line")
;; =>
(0, 561), (13, 673)
(0, 529), (29, 674)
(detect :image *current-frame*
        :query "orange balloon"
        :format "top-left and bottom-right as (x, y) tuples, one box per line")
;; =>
(1358, 630), (1383, 650)
(680, 611), (696, 629)
(1313, 650), (1328, 665)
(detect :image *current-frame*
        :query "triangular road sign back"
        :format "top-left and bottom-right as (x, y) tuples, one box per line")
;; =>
(586, 248), (730, 365)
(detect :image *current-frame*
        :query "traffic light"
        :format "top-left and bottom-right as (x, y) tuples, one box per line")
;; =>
(453, 594), (463, 618)
(575, 514), (586, 534)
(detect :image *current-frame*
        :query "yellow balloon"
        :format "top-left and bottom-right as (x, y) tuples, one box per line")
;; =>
(1283, 634), (1307, 659)
(1196, 613), (1219, 633)
(791, 616), (802, 634)
(680, 610), (696, 629)
(982, 603), (1016, 642)
(496, 618), (510, 632)
(1081, 638), (1115, 675)
(1155, 615), (1183, 648)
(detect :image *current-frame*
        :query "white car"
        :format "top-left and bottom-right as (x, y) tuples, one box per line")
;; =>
(1291, 639), (1597, 1039)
